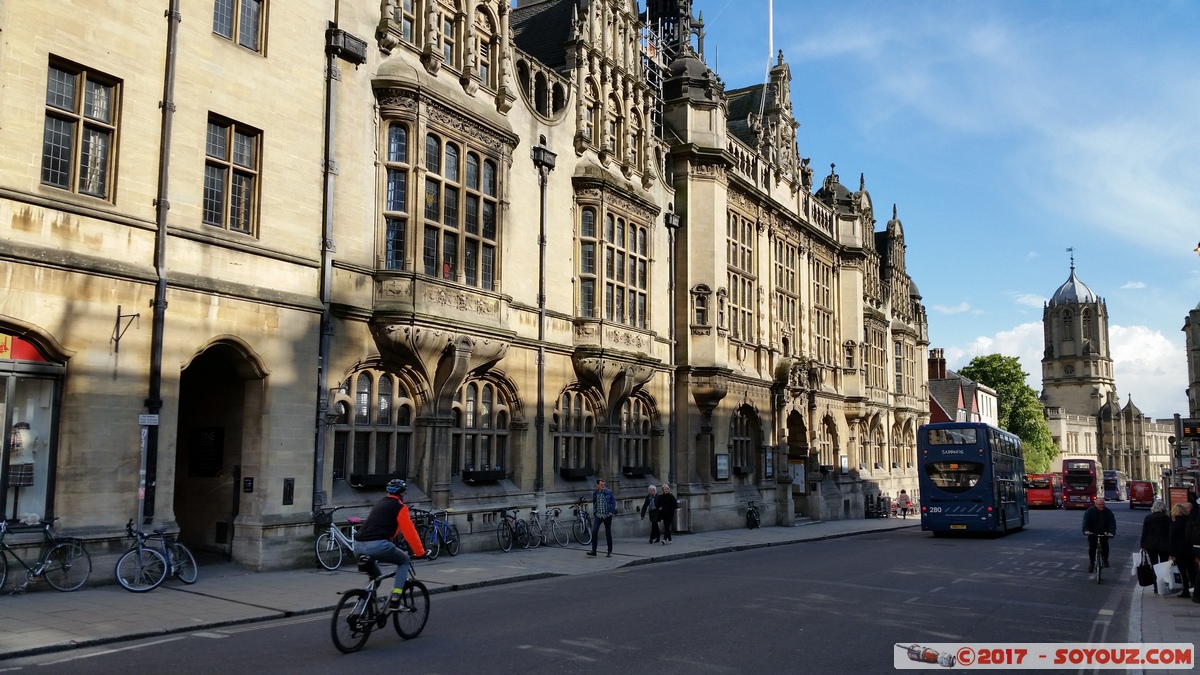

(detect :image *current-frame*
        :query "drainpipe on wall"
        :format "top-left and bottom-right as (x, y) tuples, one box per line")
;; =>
(314, 7), (367, 509)
(140, 0), (181, 526)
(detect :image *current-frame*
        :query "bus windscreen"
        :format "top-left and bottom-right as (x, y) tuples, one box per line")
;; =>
(924, 461), (983, 493)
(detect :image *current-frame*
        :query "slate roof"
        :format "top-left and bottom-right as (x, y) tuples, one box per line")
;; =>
(1050, 267), (1099, 304)
(511, 0), (575, 70)
(725, 85), (766, 147)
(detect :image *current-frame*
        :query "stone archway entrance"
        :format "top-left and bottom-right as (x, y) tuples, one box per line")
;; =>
(786, 410), (810, 515)
(173, 342), (265, 559)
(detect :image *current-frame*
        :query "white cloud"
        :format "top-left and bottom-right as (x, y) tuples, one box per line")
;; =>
(1121, 281), (1146, 290)
(933, 302), (971, 314)
(1027, 251), (1039, 258)
(946, 322), (1186, 420)
(1012, 294), (1047, 308)
(1109, 325), (1187, 420)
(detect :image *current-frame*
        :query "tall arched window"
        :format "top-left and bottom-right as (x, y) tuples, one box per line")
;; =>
(1081, 309), (1092, 340)
(729, 407), (754, 473)
(584, 81), (599, 146)
(1062, 310), (1074, 341)
(330, 369), (415, 485)
(819, 417), (836, 467)
(474, 9), (496, 88)
(554, 390), (595, 470)
(598, 212), (648, 327)
(422, 134), (499, 289)
(383, 123), (410, 270)
(578, 208), (597, 317)
(628, 111), (643, 168)
(605, 95), (622, 155)
(451, 379), (510, 475)
(619, 397), (653, 469)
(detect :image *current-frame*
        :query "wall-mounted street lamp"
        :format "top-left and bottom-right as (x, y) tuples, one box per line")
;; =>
(532, 138), (556, 496)
(664, 207), (681, 485)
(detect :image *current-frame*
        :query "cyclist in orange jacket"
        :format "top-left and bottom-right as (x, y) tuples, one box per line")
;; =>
(353, 479), (426, 609)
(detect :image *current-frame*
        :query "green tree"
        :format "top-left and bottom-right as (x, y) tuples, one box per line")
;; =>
(958, 354), (1058, 473)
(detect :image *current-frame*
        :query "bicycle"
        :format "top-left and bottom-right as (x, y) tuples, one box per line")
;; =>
(330, 554), (430, 653)
(1084, 532), (1114, 584)
(421, 508), (460, 560)
(0, 519), (91, 593)
(572, 497), (593, 546)
(143, 522), (198, 585)
(495, 507), (530, 552)
(314, 506), (361, 570)
(745, 500), (761, 529)
(524, 507), (569, 548)
(116, 520), (181, 592)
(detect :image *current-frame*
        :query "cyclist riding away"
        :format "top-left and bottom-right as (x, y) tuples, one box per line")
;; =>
(1082, 495), (1116, 573)
(353, 479), (426, 609)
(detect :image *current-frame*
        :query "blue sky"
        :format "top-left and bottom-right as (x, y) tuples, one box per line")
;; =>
(697, 0), (1200, 420)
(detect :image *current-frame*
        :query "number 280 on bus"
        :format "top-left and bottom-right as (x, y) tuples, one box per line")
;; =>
(917, 422), (1029, 535)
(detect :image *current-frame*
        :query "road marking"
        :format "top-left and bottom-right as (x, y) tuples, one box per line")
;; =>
(190, 632), (229, 639)
(1098, 609), (1114, 616)
(37, 637), (185, 666)
(929, 586), (944, 593)
(209, 615), (324, 634)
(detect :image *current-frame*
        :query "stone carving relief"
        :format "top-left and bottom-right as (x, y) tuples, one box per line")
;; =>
(371, 325), (509, 415)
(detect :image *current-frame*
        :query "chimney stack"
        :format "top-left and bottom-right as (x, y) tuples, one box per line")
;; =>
(928, 347), (947, 380)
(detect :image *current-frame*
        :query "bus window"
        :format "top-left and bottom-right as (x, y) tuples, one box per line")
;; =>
(926, 428), (978, 445)
(925, 461), (984, 493)
(1064, 474), (1093, 491)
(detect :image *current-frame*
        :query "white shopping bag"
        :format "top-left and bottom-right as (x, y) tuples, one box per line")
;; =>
(1154, 560), (1182, 593)
(1130, 551), (1140, 577)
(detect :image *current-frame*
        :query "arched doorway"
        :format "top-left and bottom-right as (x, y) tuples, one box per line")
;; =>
(786, 410), (810, 515)
(173, 341), (266, 559)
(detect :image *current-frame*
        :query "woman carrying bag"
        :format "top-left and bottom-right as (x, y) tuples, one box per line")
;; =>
(1167, 501), (1198, 600)
(1140, 500), (1171, 593)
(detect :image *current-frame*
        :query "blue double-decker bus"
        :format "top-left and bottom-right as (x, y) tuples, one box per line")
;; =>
(917, 422), (1029, 535)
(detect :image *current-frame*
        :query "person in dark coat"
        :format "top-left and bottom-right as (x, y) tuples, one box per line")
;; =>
(1140, 500), (1171, 593)
(1081, 496), (1116, 573)
(1168, 501), (1198, 600)
(656, 484), (679, 545)
(639, 485), (660, 544)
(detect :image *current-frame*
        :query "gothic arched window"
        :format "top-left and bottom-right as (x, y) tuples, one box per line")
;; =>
(330, 369), (415, 484)
(1062, 310), (1074, 341)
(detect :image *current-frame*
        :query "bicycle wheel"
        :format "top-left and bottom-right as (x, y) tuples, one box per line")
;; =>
(574, 517), (592, 546)
(516, 520), (535, 549)
(550, 520), (569, 547)
(425, 524), (441, 560)
(446, 524), (461, 556)
(171, 542), (199, 584)
(331, 589), (373, 653)
(315, 532), (343, 570)
(497, 521), (513, 552)
(115, 547), (167, 592)
(43, 540), (92, 592)
(0, 551), (9, 591)
(392, 580), (430, 639)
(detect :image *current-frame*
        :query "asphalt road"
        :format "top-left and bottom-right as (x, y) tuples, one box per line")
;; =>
(6, 505), (1146, 675)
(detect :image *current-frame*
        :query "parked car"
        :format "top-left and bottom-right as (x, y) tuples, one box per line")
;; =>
(1127, 480), (1156, 509)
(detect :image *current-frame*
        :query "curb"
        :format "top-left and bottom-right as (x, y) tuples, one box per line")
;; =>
(0, 524), (916, 661)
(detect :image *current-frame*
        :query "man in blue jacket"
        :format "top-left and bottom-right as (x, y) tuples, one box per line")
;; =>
(1082, 496), (1117, 573)
(587, 478), (617, 558)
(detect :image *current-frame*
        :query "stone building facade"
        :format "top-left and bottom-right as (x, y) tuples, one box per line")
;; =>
(0, 0), (928, 569)
(1040, 264), (1173, 482)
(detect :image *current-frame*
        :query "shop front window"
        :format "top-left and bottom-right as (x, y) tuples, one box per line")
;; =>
(1, 333), (63, 523)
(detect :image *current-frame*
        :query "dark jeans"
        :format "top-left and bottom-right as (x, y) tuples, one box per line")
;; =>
(1176, 553), (1198, 595)
(354, 539), (411, 593)
(660, 513), (674, 541)
(591, 515), (613, 553)
(1087, 533), (1111, 564)
(1146, 549), (1169, 566)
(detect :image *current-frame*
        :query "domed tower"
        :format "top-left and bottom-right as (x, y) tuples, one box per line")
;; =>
(1041, 261), (1116, 415)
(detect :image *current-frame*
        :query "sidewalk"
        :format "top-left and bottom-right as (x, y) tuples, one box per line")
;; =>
(0, 517), (1189, 661)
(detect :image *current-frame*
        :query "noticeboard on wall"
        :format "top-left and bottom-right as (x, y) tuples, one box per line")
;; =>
(715, 453), (730, 480)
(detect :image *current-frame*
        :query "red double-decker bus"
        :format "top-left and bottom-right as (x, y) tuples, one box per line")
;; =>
(1061, 459), (1101, 509)
(1026, 473), (1062, 508)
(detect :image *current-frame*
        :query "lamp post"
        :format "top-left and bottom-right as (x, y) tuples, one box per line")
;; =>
(531, 140), (556, 497)
(664, 208), (681, 485)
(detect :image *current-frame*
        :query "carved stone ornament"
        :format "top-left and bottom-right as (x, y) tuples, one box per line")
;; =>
(371, 325), (509, 415)
(424, 285), (499, 316)
(376, 88), (419, 114)
(690, 162), (726, 181)
(571, 351), (656, 420)
(425, 100), (515, 164)
(380, 277), (415, 298)
(728, 188), (755, 212)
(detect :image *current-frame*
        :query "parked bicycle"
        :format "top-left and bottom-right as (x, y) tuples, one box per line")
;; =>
(525, 507), (569, 548)
(420, 508), (460, 560)
(0, 519), (91, 593)
(572, 497), (593, 546)
(744, 501), (761, 530)
(116, 520), (198, 592)
(314, 506), (361, 570)
(496, 507), (530, 552)
(330, 554), (430, 653)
